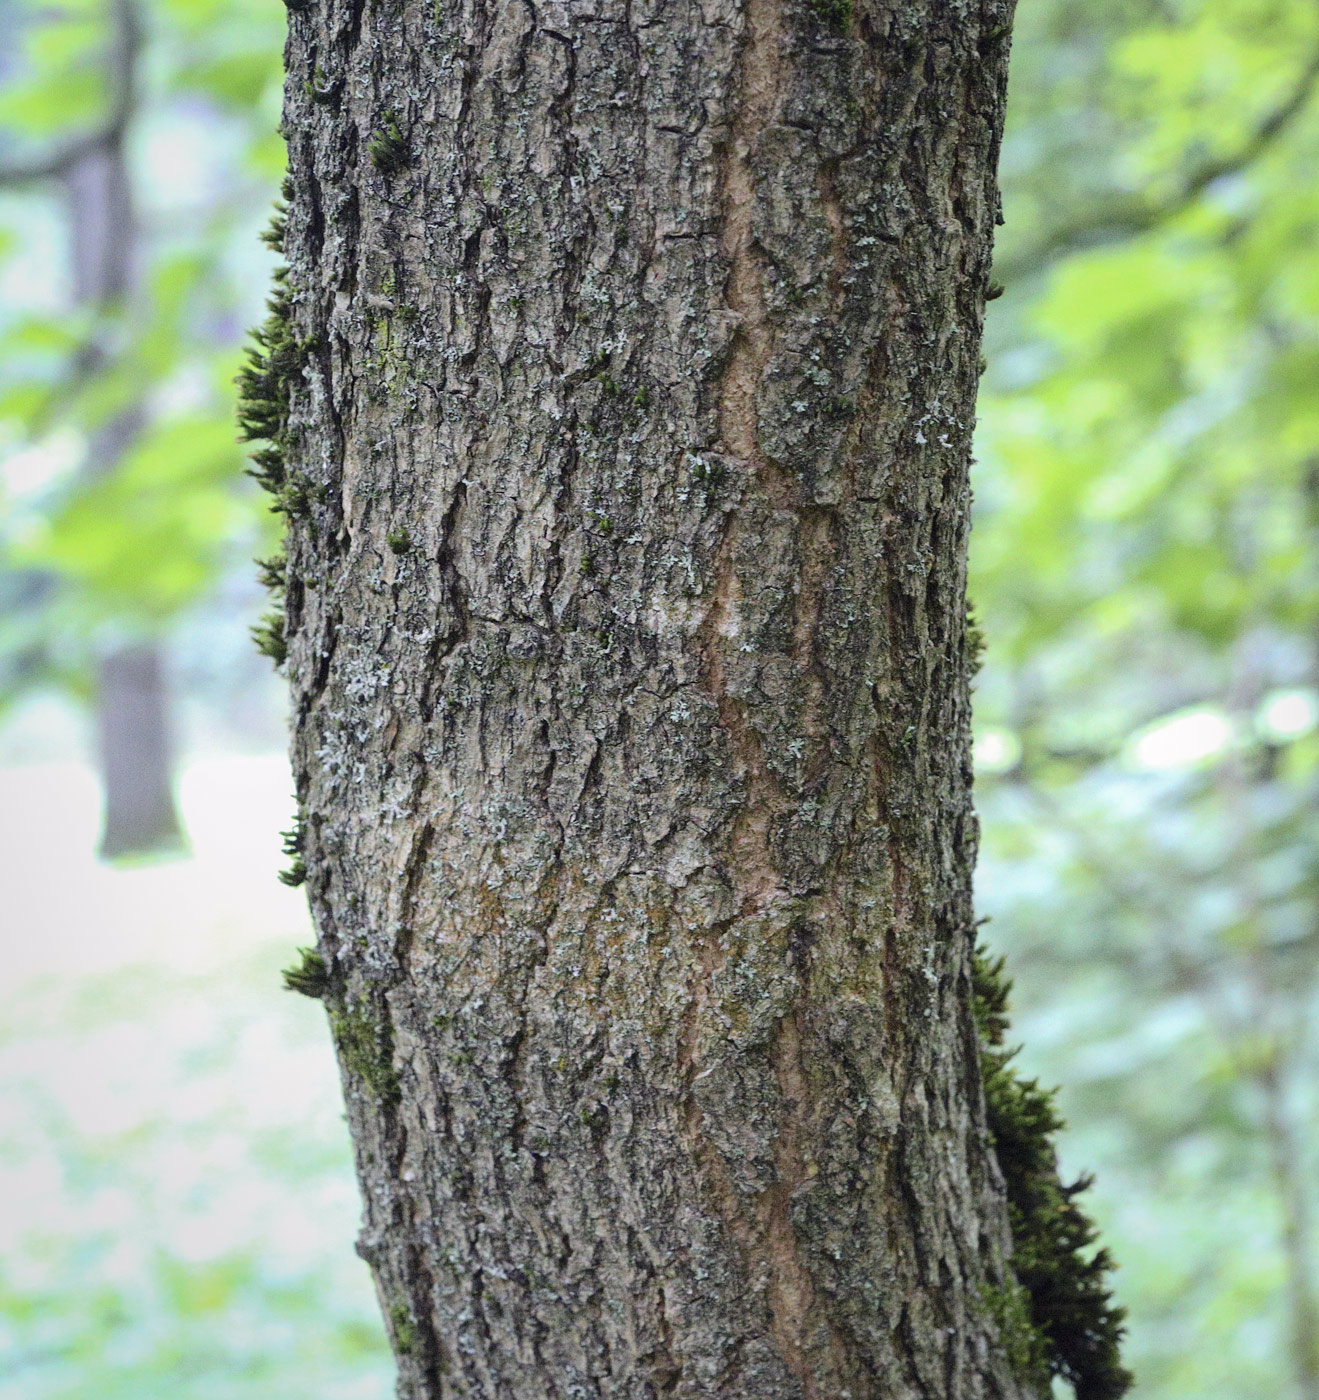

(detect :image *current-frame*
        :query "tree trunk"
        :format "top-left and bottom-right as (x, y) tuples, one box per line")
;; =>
(94, 640), (184, 858)
(67, 110), (185, 860)
(278, 1), (1027, 1395)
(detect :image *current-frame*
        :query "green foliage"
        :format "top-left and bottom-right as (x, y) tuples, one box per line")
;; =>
(0, 772), (392, 1400)
(974, 949), (1132, 1399)
(23, 417), (249, 622)
(0, 0), (287, 707)
(970, 4), (1319, 1389)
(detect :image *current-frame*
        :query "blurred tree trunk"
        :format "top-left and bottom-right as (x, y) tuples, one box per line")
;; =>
(93, 639), (182, 858)
(279, 1), (1027, 1395)
(67, 129), (184, 859)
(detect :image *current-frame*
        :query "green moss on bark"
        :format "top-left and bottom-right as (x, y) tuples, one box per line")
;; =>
(329, 1003), (400, 1103)
(973, 948), (1133, 1400)
(980, 1279), (1049, 1390)
(388, 1301), (417, 1355)
(238, 191), (307, 678)
(250, 609), (288, 667)
(278, 807), (308, 887)
(282, 945), (330, 998)
(807, 0), (852, 27)
(368, 111), (408, 175)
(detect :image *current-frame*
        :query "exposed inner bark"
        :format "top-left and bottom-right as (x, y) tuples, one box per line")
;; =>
(276, 0), (1029, 1394)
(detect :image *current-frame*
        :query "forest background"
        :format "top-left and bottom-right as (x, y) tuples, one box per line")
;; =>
(1, 1), (1317, 1396)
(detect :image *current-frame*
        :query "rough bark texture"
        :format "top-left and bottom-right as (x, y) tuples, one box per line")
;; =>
(277, 1), (1028, 1395)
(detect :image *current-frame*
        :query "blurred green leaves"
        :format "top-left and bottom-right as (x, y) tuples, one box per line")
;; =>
(976, 2), (1319, 1394)
(33, 414), (254, 621)
(0, 0), (284, 698)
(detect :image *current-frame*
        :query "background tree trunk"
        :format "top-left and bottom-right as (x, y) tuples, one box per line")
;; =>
(278, 0), (1027, 1394)
(66, 132), (185, 860)
(94, 640), (183, 858)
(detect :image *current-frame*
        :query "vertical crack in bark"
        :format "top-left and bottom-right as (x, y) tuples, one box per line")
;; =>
(388, 819), (451, 1388)
(705, 0), (791, 916)
(700, 3), (848, 1394)
(765, 1008), (838, 1400)
(792, 505), (837, 790)
(717, 0), (781, 494)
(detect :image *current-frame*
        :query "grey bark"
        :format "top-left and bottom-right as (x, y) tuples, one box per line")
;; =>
(66, 125), (185, 860)
(278, 1), (1026, 1395)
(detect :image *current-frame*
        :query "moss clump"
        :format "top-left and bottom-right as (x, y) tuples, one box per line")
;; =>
(282, 946), (330, 998)
(981, 1280), (1049, 1389)
(238, 192), (309, 673)
(974, 948), (1132, 1400)
(368, 111), (408, 175)
(256, 552), (286, 592)
(260, 191), (288, 253)
(278, 809), (307, 887)
(967, 603), (986, 679)
(330, 1003), (400, 1103)
(389, 1301), (416, 1355)
(236, 268), (297, 479)
(303, 64), (341, 104)
(251, 610), (287, 667)
(808, 0), (852, 26)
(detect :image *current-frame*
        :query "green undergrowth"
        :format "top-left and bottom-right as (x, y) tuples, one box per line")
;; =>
(974, 946), (1133, 1400)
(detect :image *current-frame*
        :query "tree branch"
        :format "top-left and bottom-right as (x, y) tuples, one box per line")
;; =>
(0, 0), (142, 187)
(997, 38), (1319, 284)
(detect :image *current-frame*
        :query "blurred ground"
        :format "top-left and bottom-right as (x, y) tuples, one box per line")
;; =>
(0, 751), (391, 1400)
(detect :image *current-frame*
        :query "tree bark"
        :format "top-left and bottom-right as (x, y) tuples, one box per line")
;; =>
(278, 1), (1027, 1395)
